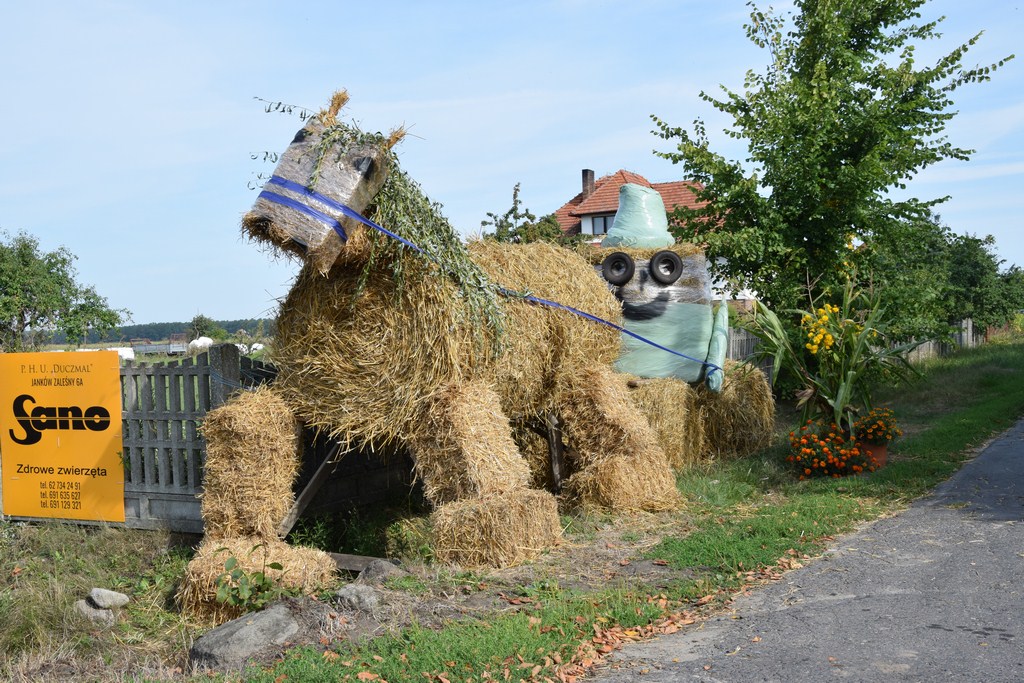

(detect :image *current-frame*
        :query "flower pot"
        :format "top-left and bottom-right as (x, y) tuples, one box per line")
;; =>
(863, 442), (888, 468)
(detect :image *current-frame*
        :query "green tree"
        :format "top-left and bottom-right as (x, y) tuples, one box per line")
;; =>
(653, 0), (1013, 312)
(1000, 266), (1024, 316)
(856, 211), (953, 341)
(188, 314), (227, 341)
(481, 183), (563, 244)
(0, 230), (127, 352)
(943, 233), (1015, 329)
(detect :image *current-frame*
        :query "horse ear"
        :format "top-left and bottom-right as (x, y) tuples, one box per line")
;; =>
(321, 89), (350, 126)
(386, 127), (406, 150)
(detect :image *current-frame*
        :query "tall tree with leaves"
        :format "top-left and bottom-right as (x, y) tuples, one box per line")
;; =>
(856, 210), (953, 341)
(653, 0), (1013, 312)
(0, 230), (128, 351)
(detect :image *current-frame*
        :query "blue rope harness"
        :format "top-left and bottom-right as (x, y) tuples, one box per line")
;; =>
(257, 176), (722, 381)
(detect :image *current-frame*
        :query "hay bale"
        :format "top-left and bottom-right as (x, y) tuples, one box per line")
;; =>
(625, 376), (707, 471)
(697, 360), (775, 459)
(432, 489), (562, 568)
(199, 385), (301, 540)
(562, 453), (679, 512)
(560, 366), (679, 511)
(177, 536), (336, 623)
(408, 380), (530, 506)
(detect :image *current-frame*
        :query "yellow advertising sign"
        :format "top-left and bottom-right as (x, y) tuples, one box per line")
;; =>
(0, 351), (125, 523)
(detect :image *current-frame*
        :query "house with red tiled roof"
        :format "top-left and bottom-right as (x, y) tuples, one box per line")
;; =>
(553, 169), (705, 240)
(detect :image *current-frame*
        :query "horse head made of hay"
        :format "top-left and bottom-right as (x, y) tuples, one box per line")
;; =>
(242, 90), (402, 274)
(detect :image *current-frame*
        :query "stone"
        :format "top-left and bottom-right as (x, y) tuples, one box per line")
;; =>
(189, 602), (300, 673)
(74, 599), (116, 628)
(88, 587), (130, 609)
(355, 559), (408, 585)
(334, 583), (379, 612)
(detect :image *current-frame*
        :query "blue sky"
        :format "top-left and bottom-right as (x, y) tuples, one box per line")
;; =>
(1, 1), (1021, 326)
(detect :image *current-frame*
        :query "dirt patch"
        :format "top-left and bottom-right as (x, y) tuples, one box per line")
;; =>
(236, 512), (700, 668)
(315, 511), (696, 647)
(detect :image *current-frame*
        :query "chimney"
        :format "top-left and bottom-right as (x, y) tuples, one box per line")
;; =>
(582, 169), (595, 198)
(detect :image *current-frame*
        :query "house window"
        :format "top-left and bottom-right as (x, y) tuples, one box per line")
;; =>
(591, 214), (616, 235)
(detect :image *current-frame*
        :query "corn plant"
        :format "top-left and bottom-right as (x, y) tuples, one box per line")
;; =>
(744, 276), (921, 435)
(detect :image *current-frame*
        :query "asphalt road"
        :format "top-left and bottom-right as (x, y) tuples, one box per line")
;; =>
(591, 418), (1024, 682)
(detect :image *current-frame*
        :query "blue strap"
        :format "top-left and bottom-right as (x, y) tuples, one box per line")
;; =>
(258, 190), (348, 242)
(499, 288), (721, 377)
(259, 175), (721, 380)
(265, 175), (424, 255)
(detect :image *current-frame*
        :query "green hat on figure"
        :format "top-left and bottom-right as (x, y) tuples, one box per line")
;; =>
(601, 183), (674, 249)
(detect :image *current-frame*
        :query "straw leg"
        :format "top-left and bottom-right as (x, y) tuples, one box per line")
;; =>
(408, 379), (532, 507)
(432, 488), (562, 568)
(408, 380), (562, 567)
(558, 366), (679, 511)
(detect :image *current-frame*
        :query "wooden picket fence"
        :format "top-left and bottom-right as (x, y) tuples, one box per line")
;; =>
(121, 345), (261, 532)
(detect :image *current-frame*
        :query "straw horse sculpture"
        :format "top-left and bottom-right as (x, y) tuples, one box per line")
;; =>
(242, 94), (678, 565)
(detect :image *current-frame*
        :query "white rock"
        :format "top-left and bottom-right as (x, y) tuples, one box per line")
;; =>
(334, 583), (379, 612)
(89, 587), (130, 609)
(74, 599), (116, 628)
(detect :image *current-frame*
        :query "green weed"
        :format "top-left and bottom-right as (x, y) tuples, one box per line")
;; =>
(213, 546), (299, 613)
